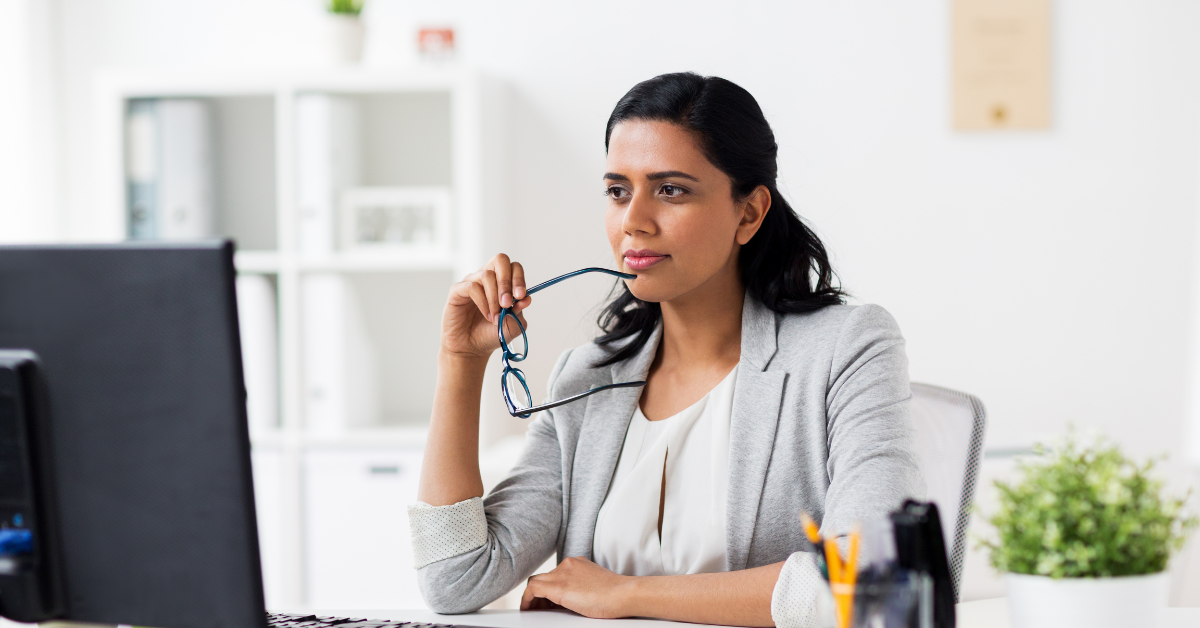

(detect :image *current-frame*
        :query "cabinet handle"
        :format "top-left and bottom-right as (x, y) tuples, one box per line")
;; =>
(368, 465), (401, 475)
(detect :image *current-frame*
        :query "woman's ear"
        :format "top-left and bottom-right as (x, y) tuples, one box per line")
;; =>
(735, 185), (772, 245)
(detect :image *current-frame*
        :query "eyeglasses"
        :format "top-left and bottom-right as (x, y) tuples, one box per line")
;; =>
(499, 267), (647, 418)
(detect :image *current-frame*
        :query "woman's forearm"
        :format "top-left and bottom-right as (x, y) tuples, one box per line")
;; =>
(623, 561), (785, 627)
(416, 350), (490, 506)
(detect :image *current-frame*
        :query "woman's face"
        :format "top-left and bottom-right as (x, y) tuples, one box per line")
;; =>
(604, 119), (768, 304)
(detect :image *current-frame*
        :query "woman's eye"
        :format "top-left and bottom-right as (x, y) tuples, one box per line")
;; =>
(605, 186), (630, 200)
(660, 184), (686, 198)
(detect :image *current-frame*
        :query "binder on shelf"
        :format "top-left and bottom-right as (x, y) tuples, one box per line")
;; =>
(124, 99), (216, 240)
(296, 94), (361, 256)
(126, 100), (158, 239)
(301, 273), (379, 433)
(235, 275), (280, 431)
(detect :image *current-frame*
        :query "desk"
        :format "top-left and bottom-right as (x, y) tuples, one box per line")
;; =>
(2, 601), (1198, 627)
(295, 610), (694, 627)
(313, 600), (1200, 627)
(955, 597), (1200, 628)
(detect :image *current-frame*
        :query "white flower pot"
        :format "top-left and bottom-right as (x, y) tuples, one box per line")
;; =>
(1006, 572), (1169, 628)
(321, 14), (365, 65)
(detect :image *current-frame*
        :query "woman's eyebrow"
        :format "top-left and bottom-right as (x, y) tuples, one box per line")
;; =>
(647, 170), (700, 182)
(603, 171), (701, 182)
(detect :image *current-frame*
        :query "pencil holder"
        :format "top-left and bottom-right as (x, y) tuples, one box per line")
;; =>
(848, 570), (931, 628)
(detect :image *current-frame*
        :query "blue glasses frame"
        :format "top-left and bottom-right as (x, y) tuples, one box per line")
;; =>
(499, 267), (646, 418)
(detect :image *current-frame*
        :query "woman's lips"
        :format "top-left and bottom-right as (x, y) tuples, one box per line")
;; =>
(624, 250), (668, 270)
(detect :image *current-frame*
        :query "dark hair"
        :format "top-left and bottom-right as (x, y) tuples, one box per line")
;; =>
(594, 72), (845, 367)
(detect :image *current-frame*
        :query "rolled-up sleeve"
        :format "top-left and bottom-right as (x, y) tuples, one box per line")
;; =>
(771, 552), (835, 628)
(409, 349), (574, 614)
(408, 497), (488, 568)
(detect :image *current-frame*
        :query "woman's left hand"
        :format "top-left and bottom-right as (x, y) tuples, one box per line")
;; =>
(519, 556), (635, 618)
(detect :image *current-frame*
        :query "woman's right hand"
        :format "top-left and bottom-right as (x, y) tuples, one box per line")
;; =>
(441, 253), (532, 361)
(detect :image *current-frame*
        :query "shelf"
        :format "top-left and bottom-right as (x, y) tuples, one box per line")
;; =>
(234, 250), (459, 274)
(96, 66), (471, 99)
(235, 250), (281, 273)
(298, 250), (457, 273)
(250, 426), (429, 449)
(303, 426), (429, 448)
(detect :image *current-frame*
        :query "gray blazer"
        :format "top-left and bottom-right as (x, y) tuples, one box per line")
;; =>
(417, 295), (925, 613)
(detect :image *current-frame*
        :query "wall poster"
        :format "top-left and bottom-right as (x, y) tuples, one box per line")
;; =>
(952, 0), (1052, 130)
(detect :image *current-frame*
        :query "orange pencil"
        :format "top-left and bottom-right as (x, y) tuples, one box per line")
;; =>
(800, 512), (822, 545)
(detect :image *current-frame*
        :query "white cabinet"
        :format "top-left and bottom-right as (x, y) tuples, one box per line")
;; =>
(303, 447), (425, 609)
(95, 68), (502, 610)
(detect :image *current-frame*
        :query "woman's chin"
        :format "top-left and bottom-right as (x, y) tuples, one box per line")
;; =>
(626, 283), (674, 304)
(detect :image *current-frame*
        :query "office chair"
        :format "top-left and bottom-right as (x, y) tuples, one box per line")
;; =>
(908, 383), (987, 601)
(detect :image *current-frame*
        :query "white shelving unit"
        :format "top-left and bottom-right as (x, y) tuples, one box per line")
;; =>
(93, 67), (502, 610)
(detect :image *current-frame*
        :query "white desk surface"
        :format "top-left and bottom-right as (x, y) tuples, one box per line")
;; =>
(299, 599), (1200, 627)
(954, 597), (1200, 628)
(308, 599), (1200, 627)
(294, 609), (698, 627)
(0, 599), (1195, 627)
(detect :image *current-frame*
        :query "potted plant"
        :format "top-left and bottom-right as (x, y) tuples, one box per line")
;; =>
(321, 0), (366, 65)
(981, 435), (1196, 628)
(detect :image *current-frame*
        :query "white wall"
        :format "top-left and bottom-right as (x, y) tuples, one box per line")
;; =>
(43, 1), (1200, 459)
(0, 0), (62, 242)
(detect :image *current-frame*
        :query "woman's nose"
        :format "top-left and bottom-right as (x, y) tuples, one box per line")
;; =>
(622, 191), (657, 236)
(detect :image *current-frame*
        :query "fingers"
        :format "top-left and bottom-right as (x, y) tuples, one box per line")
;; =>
(466, 254), (530, 323)
(466, 280), (490, 323)
(512, 262), (527, 301)
(493, 254), (514, 309)
(500, 306), (528, 344)
(519, 579), (535, 610)
(520, 575), (550, 611)
(481, 269), (501, 322)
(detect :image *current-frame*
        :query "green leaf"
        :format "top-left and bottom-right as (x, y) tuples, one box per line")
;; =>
(328, 0), (363, 16)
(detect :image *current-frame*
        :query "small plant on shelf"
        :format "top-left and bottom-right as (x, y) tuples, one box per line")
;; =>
(981, 434), (1195, 578)
(327, 0), (363, 16)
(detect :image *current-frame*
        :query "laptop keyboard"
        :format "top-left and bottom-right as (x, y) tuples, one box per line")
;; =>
(267, 612), (494, 628)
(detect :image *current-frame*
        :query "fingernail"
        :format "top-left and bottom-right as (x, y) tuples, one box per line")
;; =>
(501, 293), (513, 308)
(514, 287), (525, 299)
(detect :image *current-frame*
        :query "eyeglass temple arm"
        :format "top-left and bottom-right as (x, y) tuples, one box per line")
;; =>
(510, 380), (646, 417)
(524, 267), (636, 297)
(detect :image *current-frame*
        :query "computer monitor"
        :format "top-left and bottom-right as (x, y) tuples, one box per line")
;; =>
(0, 241), (267, 628)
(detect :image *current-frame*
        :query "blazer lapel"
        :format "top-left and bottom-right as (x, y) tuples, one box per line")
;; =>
(726, 296), (785, 571)
(565, 323), (662, 560)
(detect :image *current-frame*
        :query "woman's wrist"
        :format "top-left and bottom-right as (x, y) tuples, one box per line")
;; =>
(615, 575), (651, 618)
(437, 346), (491, 372)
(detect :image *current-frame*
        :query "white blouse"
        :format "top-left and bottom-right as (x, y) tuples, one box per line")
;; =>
(592, 364), (739, 576)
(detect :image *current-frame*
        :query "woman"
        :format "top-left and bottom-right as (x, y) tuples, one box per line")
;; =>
(410, 72), (924, 627)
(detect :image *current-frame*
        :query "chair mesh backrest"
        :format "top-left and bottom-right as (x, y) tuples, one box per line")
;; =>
(908, 383), (986, 601)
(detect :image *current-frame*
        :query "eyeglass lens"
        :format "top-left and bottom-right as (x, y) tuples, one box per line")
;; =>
(503, 369), (533, 411)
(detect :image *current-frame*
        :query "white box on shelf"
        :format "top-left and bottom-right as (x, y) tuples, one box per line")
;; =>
(338, 186), (452, 255)
(251, 447), (285, 609)
(303, 447), (425, 609)
(236, 274), (279, 430)
(296, 94), (361, 256)
(301, 273), (379, 433)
